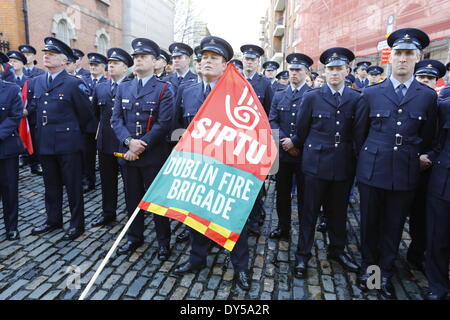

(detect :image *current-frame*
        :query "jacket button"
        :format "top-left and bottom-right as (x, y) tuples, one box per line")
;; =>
(66, 128), (70, 131)
(398, 109), (403, 113)
(44, 101), (48, 105)
(308, 144), (312, 148)
(365, 147), (368, 151)
(377, 114), (380, 117)
(292, 113), (295, 116)
(397, 121), (402, 126)
(136, 103), (139, 106)
(1, 108), (5, 110)
(336, 121), (340, 125)
(43, 110), (47, 114)
(337, 110), (341, 114)
(136, 112), (140, 116)
(418, 116), (422, 120)
(394, 147), (398, 151)
(293, 104), (296, 107)
(45, 93), (49, 96)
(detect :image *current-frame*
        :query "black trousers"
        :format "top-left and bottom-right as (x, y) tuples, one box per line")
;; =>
(359, 183), (415, 278)
(189, 225), (249, 272)
(295, 175), (352, 263)
(0, 157), (19, 233)
(275, 161), (303, 233)
(121, 165), (171, 246)
(40, 153), (85, 230)
(98, 152), (124, 219)
(82, 133), (97, 185)
(407, 170), (430, 263)
(425, 193), (450, 297)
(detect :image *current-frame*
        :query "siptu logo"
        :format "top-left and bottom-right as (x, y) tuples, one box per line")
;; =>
(66, 265), (81, 290)
(225, 86), (262, 131)
(366, 265), (381, 290)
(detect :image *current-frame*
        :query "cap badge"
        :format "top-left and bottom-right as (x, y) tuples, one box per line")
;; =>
(427, 64), (433, 68)
(332, 52), (338, 58)
(209, 39), (216, 44)
(404, 34), (410, 40)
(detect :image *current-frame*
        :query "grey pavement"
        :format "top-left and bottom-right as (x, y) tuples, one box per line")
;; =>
(0, 166), (437, 300)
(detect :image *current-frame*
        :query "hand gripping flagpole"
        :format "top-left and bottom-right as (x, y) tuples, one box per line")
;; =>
(79, 207), (141, 300)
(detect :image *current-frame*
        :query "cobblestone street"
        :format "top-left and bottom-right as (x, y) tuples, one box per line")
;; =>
(0, 166), (436, 300)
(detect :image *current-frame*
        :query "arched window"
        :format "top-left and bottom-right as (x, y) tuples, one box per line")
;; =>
(95, 29), (110, 55)
(97, 34), (108, 56)
(56, 19), (71, 45)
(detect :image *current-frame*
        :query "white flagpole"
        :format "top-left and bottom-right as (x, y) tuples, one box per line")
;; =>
(79, 207), (141, 300)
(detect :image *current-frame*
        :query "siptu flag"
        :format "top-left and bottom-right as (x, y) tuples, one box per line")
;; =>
(18, 80), (34, 155)
(138, 64), (278, 251)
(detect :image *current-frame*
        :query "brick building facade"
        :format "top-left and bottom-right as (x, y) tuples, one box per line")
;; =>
(1, 0), (123, 70)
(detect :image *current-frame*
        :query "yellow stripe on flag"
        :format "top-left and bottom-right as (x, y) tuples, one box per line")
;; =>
(148, 203), (168, 216)
(208, 223), (231, 238)
(224, 240), (236, 251)
(169, 207), (190, 216)
(185, 217), (208, 234)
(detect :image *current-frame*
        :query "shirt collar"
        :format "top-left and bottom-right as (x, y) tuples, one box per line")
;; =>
(112, 76), (126, 86)
(48, 69), (64, 80)
(203, 80), (218, 91)
(244, 72), (257, 80)
(137, 74), (154, 87)
(291, 82), (306, 92)
(390, 75), (415, 90)
(177, 70), (190, 79)
(327, 83), (345, 96)
(91, 75), (103, 81)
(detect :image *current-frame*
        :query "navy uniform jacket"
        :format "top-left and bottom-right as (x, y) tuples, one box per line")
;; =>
(92, 79), (128, 155)
(173, 82), (205, 130)
(355, 78), (369, 89)
(439, 86), (450, 100)
(24, 66), (45, 79)
(0, 80), (25, 159)
(269, 84), (310, 163)
(295, 85), (369, 181)
(428, 98), (450, 201)
(13, 74), (30, 89)
(83, 75), (108, 96)
(245, 73), (274, 114)
(163, 70), (197, 96)
(76, 68), (91, 78)
(111, 76), (174, 168)
(30, 70), (94, 155)
(356, 79), (438, 191)
(271, 81), (287, 93)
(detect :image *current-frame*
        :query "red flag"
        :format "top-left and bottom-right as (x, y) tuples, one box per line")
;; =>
(18, 80), (34, 155)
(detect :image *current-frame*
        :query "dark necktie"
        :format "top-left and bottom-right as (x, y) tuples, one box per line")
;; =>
(47, 75), (53, 88)
(293, 89), (299, 95)
(24, 69), (29, 77)
(396, 84), (406, 102)
(111, 82), (118, 95)
(334, 92), (341, 106)
(16, 77), (21, 83)
(204, 83), (211, 99)
(93, 78), (98, 88)
(178, 76), (183, 85)
(137, 79), (143, 95)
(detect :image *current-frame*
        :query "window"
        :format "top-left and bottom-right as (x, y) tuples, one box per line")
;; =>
(56, 19), (71, 45)
(97, 34), (108, 55)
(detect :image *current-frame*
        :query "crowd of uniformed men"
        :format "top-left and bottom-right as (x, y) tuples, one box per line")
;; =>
(0, 26), (449, 300)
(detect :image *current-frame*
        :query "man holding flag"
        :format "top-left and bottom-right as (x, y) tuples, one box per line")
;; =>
(171, 36), (251, 291)
(111, 38), (175, 260)
(0, 51), (25, 241)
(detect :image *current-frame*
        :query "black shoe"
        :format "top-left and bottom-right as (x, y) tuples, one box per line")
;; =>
(30, 164), (43, 176)
(63, 228), (84, 241)
(236, 271), (251, 291)
(158, 246), (171, 261)
(6, 231), (20, 241)
(294, 261), (307, 279)
(83, 183), (95, 193)
(31, 224), (62, 235)
(19, 157), (27, 168)
(269, 228), (289, 240)
(176, 229), (190, 243)
(380, 277), (396, 300)
(247, 226), (260, 237)
(328, 253), (360, 273)
(91, 215), (116, 228)
(424, 292), (447, 300)
(173, 262), (204, 275)
(117, 241), (143, 255)
(317, 215), (328, 233)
